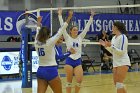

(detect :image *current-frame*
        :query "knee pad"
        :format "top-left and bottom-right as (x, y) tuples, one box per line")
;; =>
(76, 83), (81, 87)
(66, 82), (72, 87)
(116, 82), (124, 89)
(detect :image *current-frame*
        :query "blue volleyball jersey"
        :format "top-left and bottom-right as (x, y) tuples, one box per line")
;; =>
(55, 45), (71, 64)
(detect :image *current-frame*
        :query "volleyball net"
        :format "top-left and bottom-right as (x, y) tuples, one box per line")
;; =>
(19, 4), (140, 75)
(24, 4), (140, 46)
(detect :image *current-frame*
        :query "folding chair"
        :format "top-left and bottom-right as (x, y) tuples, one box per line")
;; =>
(81, 54), (95, 72)
(128, 49), (140, 70)
(128, 49), (140, 64)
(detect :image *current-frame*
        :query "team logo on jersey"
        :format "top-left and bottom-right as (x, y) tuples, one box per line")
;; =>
(16, 12), (37, 35)
(1, 56), (13, 70)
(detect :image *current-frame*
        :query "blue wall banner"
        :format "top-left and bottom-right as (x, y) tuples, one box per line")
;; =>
(72, 13), (140, 34)
(0, 11), (140, 35)
(0, 51), (39, 75)
(0, 11), (50, 35)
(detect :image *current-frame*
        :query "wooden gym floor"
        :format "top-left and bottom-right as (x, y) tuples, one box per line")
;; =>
(0, 69), (140, 93)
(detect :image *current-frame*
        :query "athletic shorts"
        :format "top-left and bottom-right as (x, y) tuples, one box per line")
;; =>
(65, 57), (81, 68)
(36, 66), (58, 81)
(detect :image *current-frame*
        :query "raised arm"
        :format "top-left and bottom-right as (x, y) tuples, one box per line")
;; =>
(49, 11), (73, 45)
(58, 9), (73, 39)
(58, 8), (64, 26)
(79, 10), (94, 39)
(35, 16), (42, 41)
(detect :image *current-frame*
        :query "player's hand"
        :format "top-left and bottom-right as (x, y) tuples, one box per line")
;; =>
(58, 8), (62, 15)
(99, 39), (106, 46)
(37, 16), (42, 27)
(90, 9), (95, 17)
(68, 10), (73, 19)
(69, 48), (76, 54)
(99, 39), (111, 47)
(37, 16), (42, 23)
(66, 10), (73, 23)
(105, 39), (111, 47)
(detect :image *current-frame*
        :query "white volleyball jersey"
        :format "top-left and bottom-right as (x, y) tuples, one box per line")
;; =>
(34, 22), (68, 66)
(106, 34), (131, 67)
(58, 15), (93, 60)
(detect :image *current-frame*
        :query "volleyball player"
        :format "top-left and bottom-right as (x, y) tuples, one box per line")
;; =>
(55, 35), (76, 65)
(99, 21), (131, 93)
(34, 10), (73, 93)
(37, 17), (76, 68)
(58, 9), (94, 93)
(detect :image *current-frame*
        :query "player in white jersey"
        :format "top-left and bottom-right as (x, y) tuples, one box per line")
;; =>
(34, 11), (73, 93)
(58, 9), (94, 93)
(99, 21), (131, 93)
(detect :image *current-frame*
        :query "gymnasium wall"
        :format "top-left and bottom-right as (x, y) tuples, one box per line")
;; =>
(0, 0), (140, 63)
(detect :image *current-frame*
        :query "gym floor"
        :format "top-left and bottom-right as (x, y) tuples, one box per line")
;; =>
(0, 68), (140, 93)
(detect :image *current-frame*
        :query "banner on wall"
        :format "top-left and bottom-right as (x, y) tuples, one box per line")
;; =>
(0, 11), (140, 35)
(70, 13), (140, 34)
(0, 51), (39, 75)
(0, 11), (50, 35)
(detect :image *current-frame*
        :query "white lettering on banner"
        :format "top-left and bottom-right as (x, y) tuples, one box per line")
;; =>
(91, 20), (95, 32)
(102, 20), (108, 31)
(108, 20), (113, 31)
(28, 70), (31, 82)
(4, 17), (13, 31)
(67, 18), (140, 33)
(0, 17), (13, 31)
(96, 20), (102, 31)
(1, 61), (12, 65)
(78, 19), (83, 31)
(135, 21), (140, 31)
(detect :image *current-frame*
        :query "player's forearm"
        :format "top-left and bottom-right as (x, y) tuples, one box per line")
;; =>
(58, 15), (64, 26)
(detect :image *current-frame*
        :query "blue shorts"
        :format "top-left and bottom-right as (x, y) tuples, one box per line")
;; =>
(65, 57), (81, 68)
(36, 66), (58, 81)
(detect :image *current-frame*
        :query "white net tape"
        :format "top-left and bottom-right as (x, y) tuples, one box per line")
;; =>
(28, 42), (140, 46)
(26, 4), (140, 13)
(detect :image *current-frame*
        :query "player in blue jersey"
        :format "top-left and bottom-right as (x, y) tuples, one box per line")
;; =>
(54, 35), (76, 66)
(99, 21), (131, 93)
(35, 10), (73, 93)
(58, 9), (94, 93)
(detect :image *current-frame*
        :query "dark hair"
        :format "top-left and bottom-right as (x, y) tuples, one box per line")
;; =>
(69, 26), (78, 31)
(37, 26), (50, 43)
(113, 21), (127, 34)
(69, 25), (78, 35)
